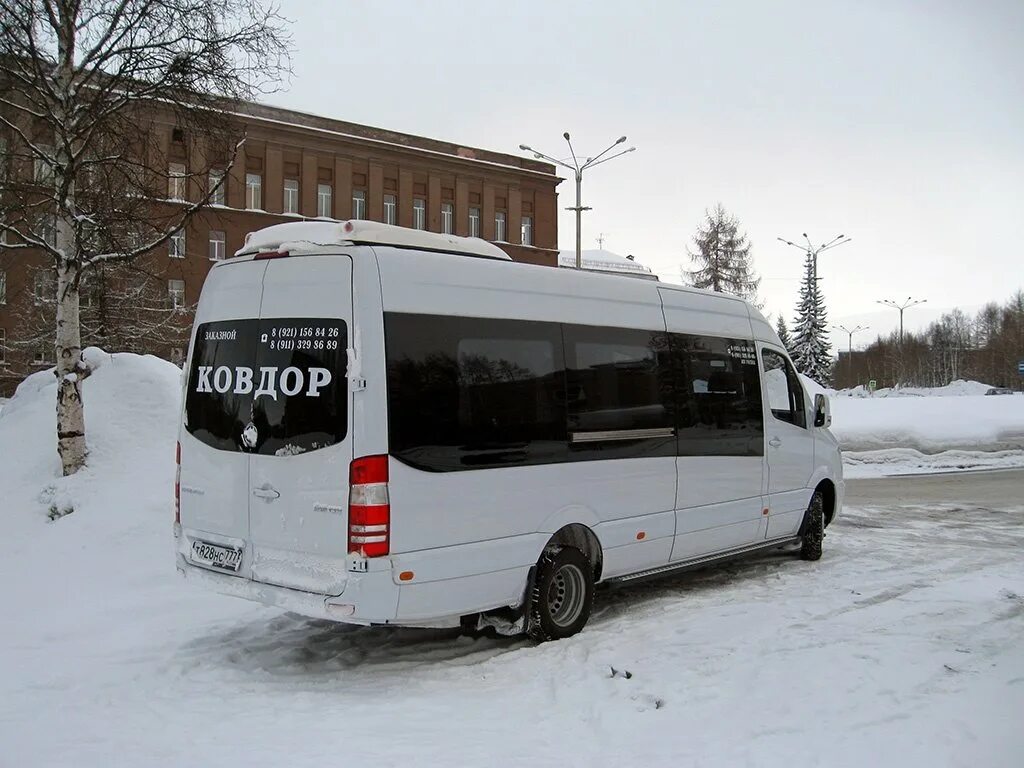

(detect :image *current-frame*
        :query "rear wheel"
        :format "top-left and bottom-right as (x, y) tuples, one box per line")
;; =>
(800, 490), (825, 561)
(527, 546), (594, 642)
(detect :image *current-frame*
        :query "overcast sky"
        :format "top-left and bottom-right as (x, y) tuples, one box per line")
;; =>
(271, 0), (1023, 342)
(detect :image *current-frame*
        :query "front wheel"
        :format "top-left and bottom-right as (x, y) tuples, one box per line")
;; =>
(527, 546), (595, 642)
(800, 490), (825, 561)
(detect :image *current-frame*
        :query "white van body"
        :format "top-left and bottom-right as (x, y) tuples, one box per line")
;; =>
(174, 221), (843, 638)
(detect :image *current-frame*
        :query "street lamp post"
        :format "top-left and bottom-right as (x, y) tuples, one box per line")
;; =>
(777, 233), (852, 283)
(876, 297), (927, 345)
(519, 133), (636, 270)
(833, 324), (869, 384)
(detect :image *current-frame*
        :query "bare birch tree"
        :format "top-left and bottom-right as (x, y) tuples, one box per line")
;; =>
(0, 0), (290, 476)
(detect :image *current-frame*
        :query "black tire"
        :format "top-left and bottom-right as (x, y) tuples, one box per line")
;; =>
(527, 546), (595, 642)
(800, 490), (825, 561)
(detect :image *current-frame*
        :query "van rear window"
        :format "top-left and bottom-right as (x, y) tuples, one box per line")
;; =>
(184, 318), (348, 455)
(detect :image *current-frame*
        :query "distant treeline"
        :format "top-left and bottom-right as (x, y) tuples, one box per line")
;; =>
(834, 290), (1024, 390)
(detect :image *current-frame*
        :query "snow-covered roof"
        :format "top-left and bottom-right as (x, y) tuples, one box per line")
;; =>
(558, 249), (657, 279)
(236, 220), (512, 261)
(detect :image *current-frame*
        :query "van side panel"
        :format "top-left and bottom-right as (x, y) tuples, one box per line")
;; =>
(658, 288), (767, 558)
(378, 252), (677, 598)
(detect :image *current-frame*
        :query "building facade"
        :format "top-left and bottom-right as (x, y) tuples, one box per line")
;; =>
(0, 103), (561, 395)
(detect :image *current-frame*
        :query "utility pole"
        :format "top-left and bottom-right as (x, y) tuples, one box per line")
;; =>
(520, 134), (636, 270)
(833, 324), (869, 385)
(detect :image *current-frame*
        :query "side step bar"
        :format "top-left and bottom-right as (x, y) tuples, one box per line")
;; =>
(610, 536), (801, 585)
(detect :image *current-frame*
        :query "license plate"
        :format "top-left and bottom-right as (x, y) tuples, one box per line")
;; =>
(191, 540), (243, 572)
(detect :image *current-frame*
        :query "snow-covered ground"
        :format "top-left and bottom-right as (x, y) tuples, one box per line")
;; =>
(2, 354), (1023, 767)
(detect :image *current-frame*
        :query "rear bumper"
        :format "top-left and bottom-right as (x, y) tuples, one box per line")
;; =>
(175, 551), (403, 625)
(175, 525), (536, 628)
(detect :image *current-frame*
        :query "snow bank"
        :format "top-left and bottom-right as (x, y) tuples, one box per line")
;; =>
(834, 379), (997, 398)
(0, 348), (182, 525)
(842, 448), (1024, 478)
(830, 394), (1024, 454)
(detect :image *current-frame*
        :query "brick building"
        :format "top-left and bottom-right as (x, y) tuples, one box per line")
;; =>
(0, 103), (561, 395)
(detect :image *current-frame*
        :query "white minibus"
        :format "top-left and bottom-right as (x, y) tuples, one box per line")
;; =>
(174, 220), (843, 641)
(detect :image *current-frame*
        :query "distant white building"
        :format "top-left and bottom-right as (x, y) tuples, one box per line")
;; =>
(557, 249), (657, 280)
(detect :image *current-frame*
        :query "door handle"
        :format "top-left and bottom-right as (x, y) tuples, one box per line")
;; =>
(768, 437), (782, 448)
(252, 486), (281, 500)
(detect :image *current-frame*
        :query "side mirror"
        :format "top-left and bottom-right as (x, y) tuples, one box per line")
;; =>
(813, 393), (831, 428)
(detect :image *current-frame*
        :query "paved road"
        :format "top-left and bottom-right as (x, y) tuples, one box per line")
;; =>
(845, 467), (1024, 508)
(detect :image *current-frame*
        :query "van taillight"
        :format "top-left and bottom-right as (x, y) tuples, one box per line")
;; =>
(174, 441), (181, 524)
(348, 455), (389, 557)
(253, 250), (290, 260)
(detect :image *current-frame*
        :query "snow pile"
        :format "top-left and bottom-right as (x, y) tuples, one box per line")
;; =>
(830, 395), (1024, 454)
(0, 348), (182, 523)
(834, 379), (998, 398)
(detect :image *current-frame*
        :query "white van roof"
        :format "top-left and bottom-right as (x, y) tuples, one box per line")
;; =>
(235, 220), (513, 261)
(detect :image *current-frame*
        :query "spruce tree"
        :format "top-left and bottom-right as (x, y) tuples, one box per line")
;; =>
(775, 315), (792, 352)
(684, 205), (761, 305)
(790, 252), (833, 384)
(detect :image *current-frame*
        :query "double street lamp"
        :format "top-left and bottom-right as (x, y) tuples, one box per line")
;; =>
(833, 324), (869, 381)
(519, 133), (636, 270)
(876, 297), (927, 345)
(777, 233), (852, 283)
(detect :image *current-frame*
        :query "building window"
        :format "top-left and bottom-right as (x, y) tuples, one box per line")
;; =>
(170, 347), (185, 365)
(521, 216), (533, 246)
(39, 218), (56, 248)
(246, 173), (262, 210)
(469, 207), (480, 238)
(441, 202), (453, 234)
(34, 145), (54, 184)
(412, 198), (426, 230)
(34, 345), (51, 365)
(0, 328), (5, 365)
(168, 279), (185, 310)
(79, 275), (92, 308)
(208, 170), (225, 206)
(208, 230), (226, 261)
(283, 179), (299, 214)
(352, 189), (366, 219)
(0, 269), (5, 305)
(494, 211), (507, 242)
(169, 229), (185, 259)
(384, 194), (397, 225)
(33, 271), (54, 305)
(168, 162), (186, 201)
(317, 184), (333, 218)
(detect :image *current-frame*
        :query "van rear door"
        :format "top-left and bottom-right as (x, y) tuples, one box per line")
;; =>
(247, 255), (353, 594)
(181, 261), (269, 579)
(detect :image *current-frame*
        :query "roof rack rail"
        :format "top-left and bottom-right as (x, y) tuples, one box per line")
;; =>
(235, 220), (512, 261)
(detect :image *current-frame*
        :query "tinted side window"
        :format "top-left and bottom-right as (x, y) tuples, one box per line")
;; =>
(761, 348), (806, 428)
(671, 334), (764, 456)
(385, 313), (568, 471)
(563, 325), (676, 459)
